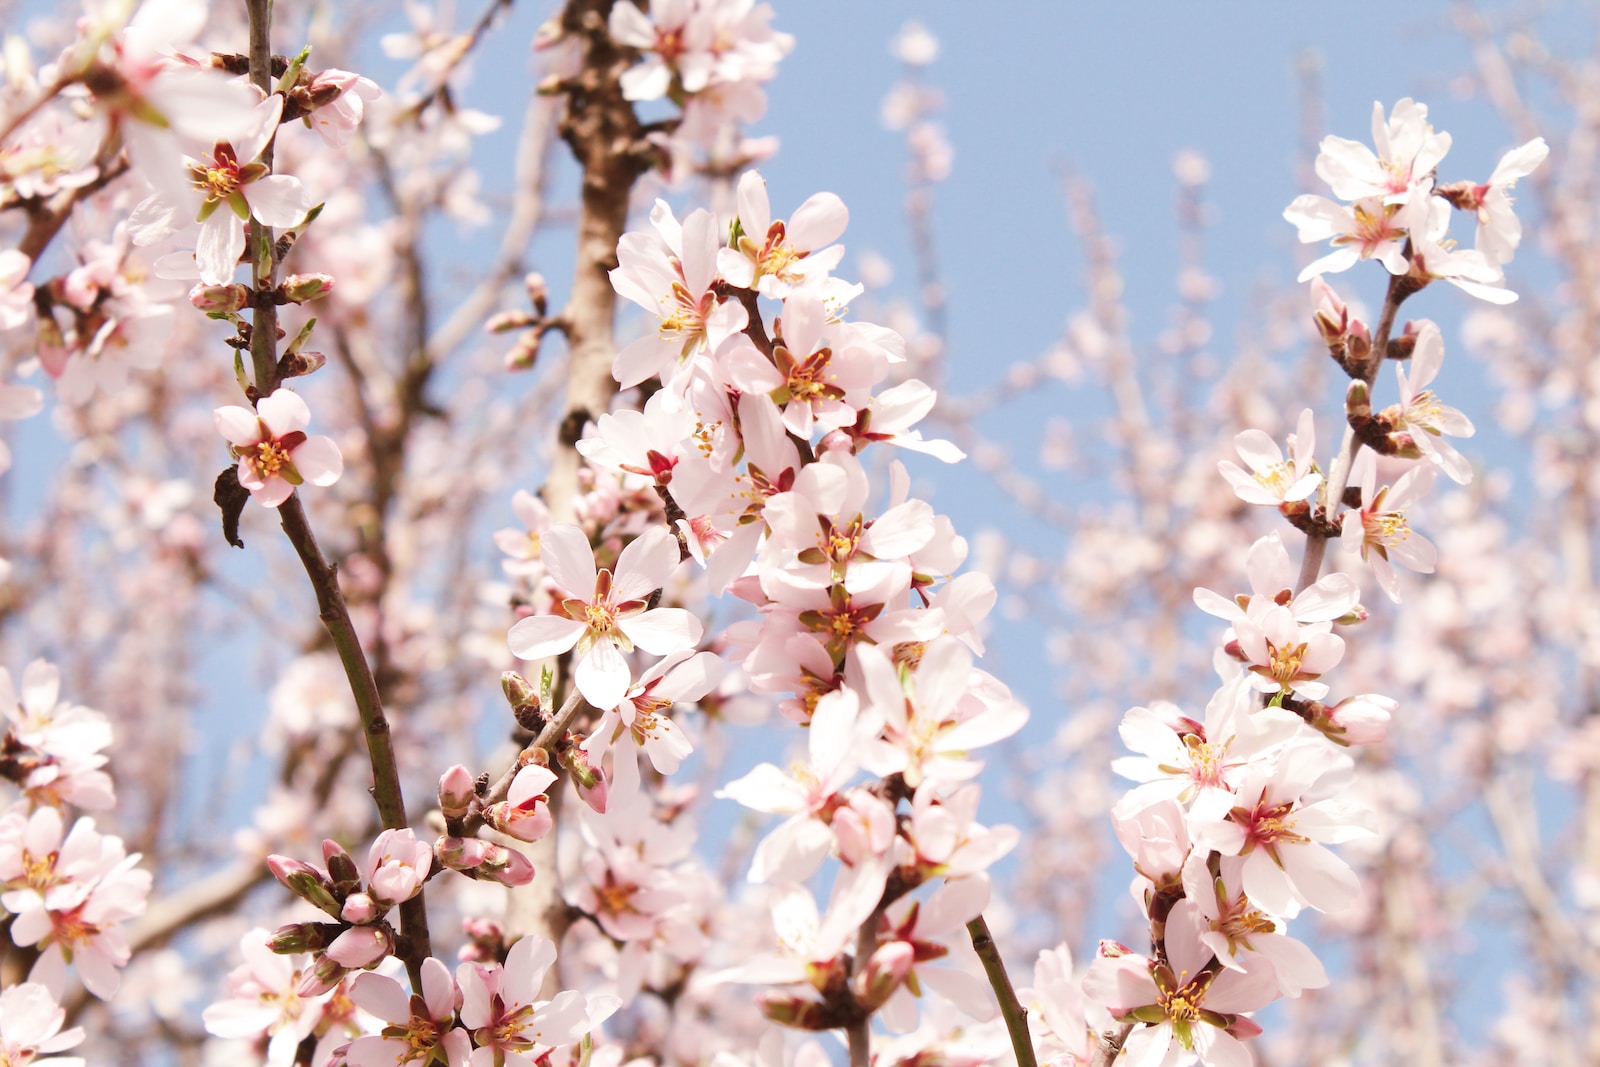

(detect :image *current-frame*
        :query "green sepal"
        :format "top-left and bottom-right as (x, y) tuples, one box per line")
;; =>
(278, 44), (313, 94)
(285, 316), (317, 357)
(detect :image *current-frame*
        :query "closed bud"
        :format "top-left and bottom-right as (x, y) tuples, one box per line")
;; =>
(757, 993), (839, 1031)
(485, 310), (538, 334)
(268, 921), (329, 955)
(1317, 693), (1393, 746)
(276, 349), (327, 380)
(523, 272), (548, 314)
(323, 840), (361, 891)
(504, 331), (541, 372)
(1345, 380), (1372, 422)
(325, 923), (394, 970)
(282, 273), (335, 303)
(189, 283), (251, 313)
(298, 952), (348, 998)
(474, 841), (536, 887)
(438, 764), (476, 819)
(267, 854), (343, 917)
(340, 891), (381, 925)
(855, 940), (914, 1011)
(557, 741), (607, 813)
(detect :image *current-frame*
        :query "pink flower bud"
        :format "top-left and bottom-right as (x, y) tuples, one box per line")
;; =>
(325, 923), (393, 970)
(485, 310), (538, 334)
(282, 273), (335, 303)
(474, 842), (536, 887)
(558, 743), (607, 814)
(298, 952), (348, 997)
(189, 282), (251, 313)
(856, 940), (914, 1011)
(340, 892), (380, 924)
(438, 764), (477, 820)
(364, 828), (431, 907)
(323, 840), (360, 889)
(1318, 693), (1393, 746)
(267, 854), (342, 917)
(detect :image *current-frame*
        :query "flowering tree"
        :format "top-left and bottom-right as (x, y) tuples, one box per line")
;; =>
(0, 2), (1583, 1067)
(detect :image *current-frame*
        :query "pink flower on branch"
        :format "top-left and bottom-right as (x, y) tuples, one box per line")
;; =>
(507, 524), (701, 711)
(214, 389), (344, 508)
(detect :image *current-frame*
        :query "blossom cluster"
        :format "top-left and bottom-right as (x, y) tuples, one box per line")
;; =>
(0, 660), (149, 1064)
(1060, 100), (1547, 1067)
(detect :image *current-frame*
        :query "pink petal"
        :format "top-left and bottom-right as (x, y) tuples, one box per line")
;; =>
(575, 639), (631, 710)
(256, 389), (311, 437)
(214, 405), (262, 447)
(290, 436), (343, 487)
(506, 615), (585, 660)
(540, 524), (599, 597)
(787, 192), (848, 250)
(617, 607), (701, 656)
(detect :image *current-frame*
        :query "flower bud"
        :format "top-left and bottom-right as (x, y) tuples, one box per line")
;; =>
(438, 764), (477, 820)
(365, 828), (431, 907)
(189, 283), (251, 314)
(473, 841), (536, 887)
(267, 854), (343, 917)
(758, 993), (839, 1031)
(1315, 693), (1393, 746)
(298, 952), (348, 997)
(276, 348), (327, 380)
(282, 273), (335, 303)
(325, 923), (394, 969)
(524, 272), (548, 315)
(557, 741), (607, 814)
(323, 840), (361, 891)
(855, 940), (914, 1011)
(485, 310), (538, 334)
(502, 671), (542, 731)
(340, 891), (381, 925)
(504, 331), (541, 372)
(268, 921), (329, 955)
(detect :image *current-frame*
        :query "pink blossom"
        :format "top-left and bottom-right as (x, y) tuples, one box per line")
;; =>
(1341, 449), (1437, 602)
(1216, 408), (1320, 508)
(214, 389), (344, 508)
(346, 958), (470, 1067)
(506, 524), (701, 710)
(1313, 98), (1451, 205)
(1384, 320), (1476, 483)
(363, 828), (431, 907)
(203, 928), (330, 1066)
(1084, 903), (1278, 1067)
(456, 936), (618, 1067)
(127, 94), (311, 285)
(0, 982), (85, 1067)
(718, 170), (849, 300)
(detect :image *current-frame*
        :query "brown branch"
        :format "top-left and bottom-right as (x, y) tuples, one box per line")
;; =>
(246, 0), (432, 990)
(967, 914), (1037, 1067)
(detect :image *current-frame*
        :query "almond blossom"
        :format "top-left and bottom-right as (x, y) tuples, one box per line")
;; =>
(1341, 448), (1437, 602)
(345, 957), (470, 1067)
(0, 982), (84, 1067)
(610, 201), (748, 389)
(1084, 901), (1278, 1067)
(506, 524), (701, 710)
(456, 936), (618, 1067)
(1382, 320), (1476, 483)
(1187, 741), (1373, 917)
(718, 170), (849, 300)
(1313, 98), (1451, 205)
(1216, 408), (1320, 509)
(214, 389), (345, 508)
(127, 94), (311, 285)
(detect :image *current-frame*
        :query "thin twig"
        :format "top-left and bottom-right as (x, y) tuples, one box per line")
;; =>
(967, 914), (1037, 1067)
